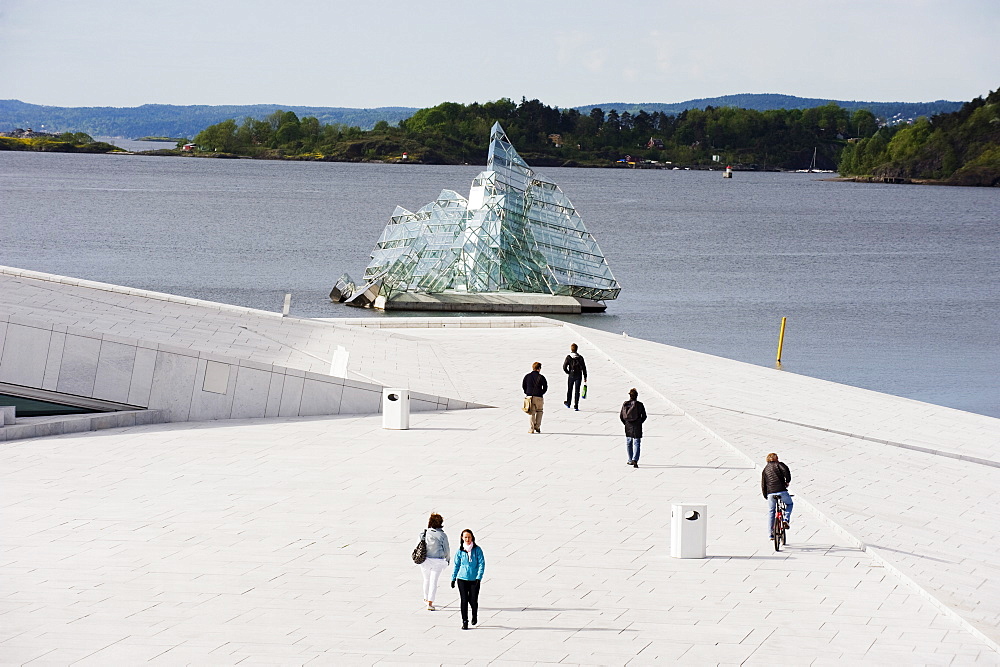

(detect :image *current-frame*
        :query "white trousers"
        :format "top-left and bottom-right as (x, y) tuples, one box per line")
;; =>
(420, 557), (448, 601)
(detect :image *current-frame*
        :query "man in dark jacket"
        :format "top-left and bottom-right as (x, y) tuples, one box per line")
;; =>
(762, 453), (793, 538)
(522, 361), (547, 434)
(619, 388), (647, 468)
(562, 343), (588, 411)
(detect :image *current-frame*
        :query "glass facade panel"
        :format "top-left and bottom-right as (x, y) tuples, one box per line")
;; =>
(359, 123), (620, 302)
(0, 393), (101, 417)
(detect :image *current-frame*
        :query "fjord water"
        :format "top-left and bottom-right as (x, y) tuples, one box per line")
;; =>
(2, 151), (998, 417)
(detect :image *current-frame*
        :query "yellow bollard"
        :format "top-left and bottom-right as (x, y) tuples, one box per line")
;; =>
(776, 317), (787, 363)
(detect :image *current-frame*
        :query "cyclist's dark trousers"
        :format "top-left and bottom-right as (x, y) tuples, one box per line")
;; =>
(566, 374), (582, 408)
(456, 579), (480, 623)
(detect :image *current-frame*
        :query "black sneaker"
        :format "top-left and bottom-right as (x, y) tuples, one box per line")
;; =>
(462, 621), (469, 630)
(632, 461), (638, 468)
(564, 401), (570, 408)
(472, 617), (478, 626)
(627, 460), (633, 465)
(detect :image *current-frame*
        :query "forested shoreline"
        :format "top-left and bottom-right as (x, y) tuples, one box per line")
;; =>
(188, 99), (873, 171)
(3, 91), (997, 185)
(189, 91), (999, 185)
(838, 88), (1000, 186)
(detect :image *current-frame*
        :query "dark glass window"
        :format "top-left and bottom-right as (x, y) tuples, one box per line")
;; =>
(0, 393), (99, 418)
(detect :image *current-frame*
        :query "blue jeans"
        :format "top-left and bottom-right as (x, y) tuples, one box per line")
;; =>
(626, 437), (641, 462)
(767, 491), (793, 535)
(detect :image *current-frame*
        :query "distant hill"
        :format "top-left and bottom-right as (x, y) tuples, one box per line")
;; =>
(0, 94), (964, 139)
(574, 94), (962, 123)
(0, 100), (418, 139)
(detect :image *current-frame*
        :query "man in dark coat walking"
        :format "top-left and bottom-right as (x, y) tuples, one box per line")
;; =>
(522, 361), (547, 434)
(619, 388), (647, 468)
(562, 343), (588, 411)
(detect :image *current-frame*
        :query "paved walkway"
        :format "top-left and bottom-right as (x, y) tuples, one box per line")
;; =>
(565, 325), (1000, 646)
(3, 321), (998, 664)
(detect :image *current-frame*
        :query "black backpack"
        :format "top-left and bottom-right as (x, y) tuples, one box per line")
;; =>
(567, 355), (583, 374)
(623, 401), (641, 421)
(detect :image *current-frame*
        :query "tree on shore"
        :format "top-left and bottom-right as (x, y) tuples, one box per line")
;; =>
(194, 119), (238, 152)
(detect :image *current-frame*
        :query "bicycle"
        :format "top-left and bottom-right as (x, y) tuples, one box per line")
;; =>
(772, 495), (791, 552)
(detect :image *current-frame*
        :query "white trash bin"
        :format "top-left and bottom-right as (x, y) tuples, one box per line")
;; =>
(382, 388), (410, 430)
(670, 503), (708, 558)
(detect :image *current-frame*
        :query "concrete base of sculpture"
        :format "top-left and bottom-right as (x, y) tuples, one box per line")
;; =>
(371, 292), (607, 313)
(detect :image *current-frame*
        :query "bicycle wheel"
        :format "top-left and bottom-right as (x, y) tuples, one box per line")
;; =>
(782, 528), (787, 546)
(773, 516), (782, 551)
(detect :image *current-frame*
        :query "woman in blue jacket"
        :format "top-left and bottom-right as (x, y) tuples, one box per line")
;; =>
(451, 528), (485, 630)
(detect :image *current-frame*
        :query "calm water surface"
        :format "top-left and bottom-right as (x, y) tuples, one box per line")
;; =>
(95, 137), (179, 151)
(1, 151), (998, 417)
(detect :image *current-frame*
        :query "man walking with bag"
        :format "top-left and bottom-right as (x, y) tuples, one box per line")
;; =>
(522, 362), (547, 434)
(562, 343), (588, 411)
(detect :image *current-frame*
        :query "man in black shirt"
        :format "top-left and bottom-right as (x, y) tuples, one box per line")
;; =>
(562, 343), (588, 411)
(522, 361), (547, 434)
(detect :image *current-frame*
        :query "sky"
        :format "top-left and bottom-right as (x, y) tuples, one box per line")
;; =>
(1, 0), (997, 109)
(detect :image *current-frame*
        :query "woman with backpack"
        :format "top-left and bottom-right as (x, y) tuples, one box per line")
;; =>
(620, 388), (648, 468)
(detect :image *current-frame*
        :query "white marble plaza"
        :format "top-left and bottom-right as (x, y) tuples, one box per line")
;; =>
(1, 269), (999, 665)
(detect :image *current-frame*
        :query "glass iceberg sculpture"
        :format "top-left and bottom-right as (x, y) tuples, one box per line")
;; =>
(349, 123), (620, 307)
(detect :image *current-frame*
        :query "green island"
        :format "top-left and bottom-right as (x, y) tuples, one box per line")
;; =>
(0, 131), (122, 153)
(191, 89), (1000, 185)
(187, 100), (871, 170)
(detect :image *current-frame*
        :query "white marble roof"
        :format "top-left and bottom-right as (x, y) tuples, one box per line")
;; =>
(0, 266), (467, 400)
(1, 269), (998, 663)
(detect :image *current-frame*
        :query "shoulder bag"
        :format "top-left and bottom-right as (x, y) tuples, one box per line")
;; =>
(412, 529), (427, 564)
